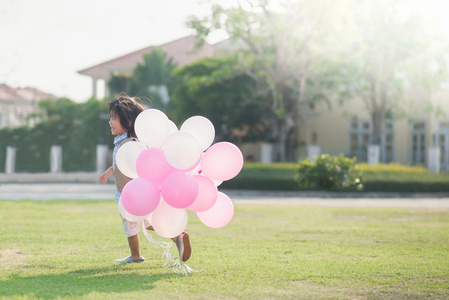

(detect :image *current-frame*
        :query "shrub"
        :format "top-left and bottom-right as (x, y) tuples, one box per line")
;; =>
(295, 154), (364, 191)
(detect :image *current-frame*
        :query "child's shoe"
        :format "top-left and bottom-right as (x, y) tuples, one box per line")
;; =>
(114, 255), (145, 263)
(175, 232), (191, 262)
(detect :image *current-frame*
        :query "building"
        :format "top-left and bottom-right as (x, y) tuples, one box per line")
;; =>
(0, 84), (57, 128)
(295, 87), (449, 171)
(78, 35), (216, 98)
(78, 35), (449, 169)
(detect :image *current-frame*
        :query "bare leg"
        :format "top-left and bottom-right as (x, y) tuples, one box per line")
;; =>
(128, 234), (141, 259)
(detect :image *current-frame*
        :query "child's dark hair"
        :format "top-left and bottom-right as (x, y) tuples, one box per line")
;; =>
(108, 93), (145, 138)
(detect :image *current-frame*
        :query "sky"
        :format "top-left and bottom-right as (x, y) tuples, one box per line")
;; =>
(0, 0), (228, 102)
(1, 0), (448, 103)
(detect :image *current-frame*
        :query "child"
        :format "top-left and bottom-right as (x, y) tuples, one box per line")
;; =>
(98, 93), (191, 263)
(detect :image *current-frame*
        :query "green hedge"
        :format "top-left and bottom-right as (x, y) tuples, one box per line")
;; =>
(0, 98), (113, 173)
(220, 162), (449, 193)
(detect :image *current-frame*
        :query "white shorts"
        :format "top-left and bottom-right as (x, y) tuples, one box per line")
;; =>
(120, 214), (152, 238)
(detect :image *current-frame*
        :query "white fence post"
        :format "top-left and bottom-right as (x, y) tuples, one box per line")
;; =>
(260, 143), (273, 164)
(96, 144), (109, 173)
(5, 146), (16, 174)
(307, 145), (321, 162)
(50, 145), (63, 173)
(427, 146), (440, 173)
(367, 144), (380, 165)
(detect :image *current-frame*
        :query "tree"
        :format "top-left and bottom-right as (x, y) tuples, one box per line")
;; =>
(187, 0), (352, 161)
(169, 55), (271, 144)
(108, 49), (178, 110)
(342, 0), (449, 146)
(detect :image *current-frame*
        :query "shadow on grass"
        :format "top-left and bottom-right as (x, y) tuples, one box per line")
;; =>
(0, 265), (175, 299)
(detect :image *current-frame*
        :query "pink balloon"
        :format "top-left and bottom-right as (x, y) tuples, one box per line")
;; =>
(161, 171), (199, 209)
(136, 148), (175, 186)
(187, 175), (218, 212)
(122, 178), (160, 216)
(197, 192), (234, 228)
(201, 142), (244, 181)
(118, 197), (151, 222)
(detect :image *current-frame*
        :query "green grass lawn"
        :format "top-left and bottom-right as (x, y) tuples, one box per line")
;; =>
(0, 199), (448, 299)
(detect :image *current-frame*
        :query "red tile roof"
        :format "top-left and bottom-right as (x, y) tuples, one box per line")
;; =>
(0, 84), (57, 102)
(78, 35), (216, 79)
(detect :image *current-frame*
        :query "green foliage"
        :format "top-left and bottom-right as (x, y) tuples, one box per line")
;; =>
(169, 55), (271, 142)
(222, 162), (449, 192)
(358, 162), (429, 174)
(0, 97), (112, 172)
(295, 154), (364, 191)
(108, 49), (177, 110)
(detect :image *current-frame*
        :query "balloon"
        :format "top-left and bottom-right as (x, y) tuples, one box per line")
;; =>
(197, 192), (234, 228)
(213, 180), (223, 187)
(136, 148), (175, 186)
(118, 197), (152, 222)
(180, 116), (215, 151)
(135, 109), (171, 147)
(201, 142), (244, 181)
(151, 199), (188, 238)
(183, 153), (202, 173)
(161, 171), (199, 209)
(116, 141), (147, 178)
(187, 175), (218, 212)
(163, 131), (202, 170)
(168, 120), (178, 135)
(121, 178), (160, 216)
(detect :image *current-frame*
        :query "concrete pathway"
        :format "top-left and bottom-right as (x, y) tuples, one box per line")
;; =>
(1, 183), (449, 209)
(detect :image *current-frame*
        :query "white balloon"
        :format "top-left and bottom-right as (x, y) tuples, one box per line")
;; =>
(163, 131), (202, 170)
(135, 109), (171, 147)
(213, 179), (223, 187)
(151, 199), (188, 239)
(168, 120), (178, 135)
(116, 141), (147, 178)
(180, 116), (215, 151)
(118, 197), (152, 223)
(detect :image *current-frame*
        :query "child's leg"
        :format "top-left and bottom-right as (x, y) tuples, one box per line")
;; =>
(145, 224), (191, 262)
(128, 234), (141, 259)
(115, 214), (145, 263)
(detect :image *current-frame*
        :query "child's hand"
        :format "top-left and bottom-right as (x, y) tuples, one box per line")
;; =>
(98, 167), (113, 184)
(98, 172), (108, 184)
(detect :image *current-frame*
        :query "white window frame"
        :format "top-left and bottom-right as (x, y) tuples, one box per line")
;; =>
(411, 121), (426, 166)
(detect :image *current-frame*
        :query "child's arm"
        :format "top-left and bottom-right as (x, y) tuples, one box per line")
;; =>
(99, 166), (113, 184)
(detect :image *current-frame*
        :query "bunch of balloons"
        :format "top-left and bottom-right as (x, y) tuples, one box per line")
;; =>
(116, 109), (243, 239)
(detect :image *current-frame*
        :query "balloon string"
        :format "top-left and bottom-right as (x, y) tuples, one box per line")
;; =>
(141, 222), (204, 275)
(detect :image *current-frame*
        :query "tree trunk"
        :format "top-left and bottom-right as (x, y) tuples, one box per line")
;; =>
(371, 110), (383, 145)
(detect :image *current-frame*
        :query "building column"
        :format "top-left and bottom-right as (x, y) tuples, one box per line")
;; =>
(104, 78), (110, 98)
(92, 77), (98, 98)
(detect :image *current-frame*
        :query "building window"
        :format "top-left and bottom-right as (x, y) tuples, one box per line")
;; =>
(437, 121), (449, 172)
(349, 119), (395, 163)
(349, 120), (371, 162)
(411, 121), (426, 165)
(381, 121), (395, 163)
